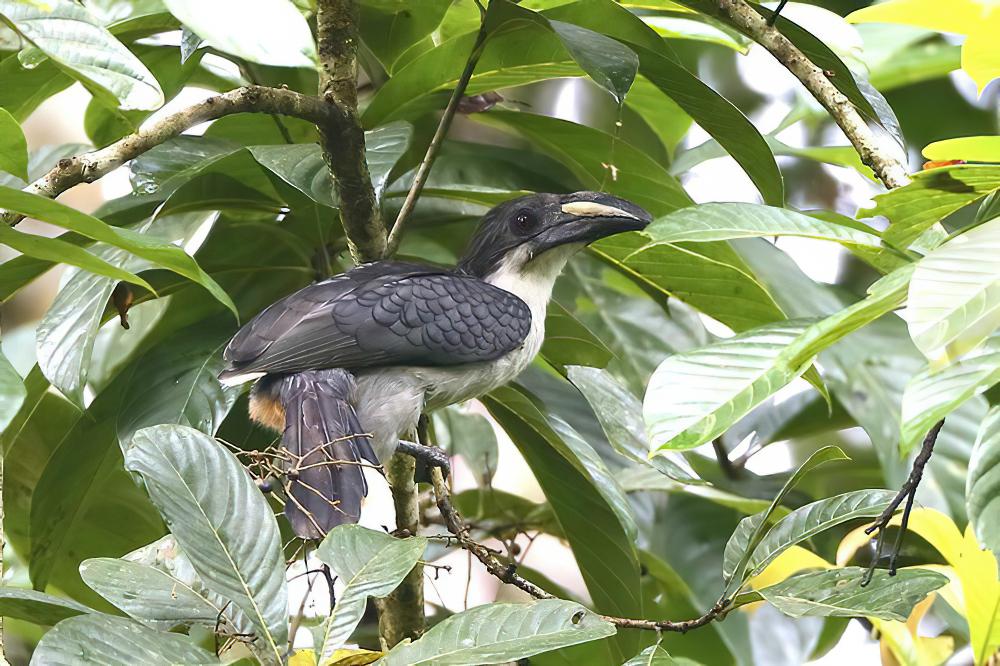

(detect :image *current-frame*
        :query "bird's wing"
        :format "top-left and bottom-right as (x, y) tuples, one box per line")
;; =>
(222, 262), (531, 376)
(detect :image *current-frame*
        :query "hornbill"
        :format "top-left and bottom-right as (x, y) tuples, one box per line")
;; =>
(219, 191), (651, 538)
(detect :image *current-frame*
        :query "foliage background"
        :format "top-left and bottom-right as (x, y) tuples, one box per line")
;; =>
(0, 0), (998, 664)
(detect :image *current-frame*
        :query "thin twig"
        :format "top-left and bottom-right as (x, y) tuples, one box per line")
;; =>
(861, 419), (944, 585)
(385, 18), (489, 254)
(715, 0), (910, 189)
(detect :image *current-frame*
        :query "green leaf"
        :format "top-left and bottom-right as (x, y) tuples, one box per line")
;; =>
(623, 643), (702, 666)
(0, 0), (163, 110)
(0, 55), (73, 121)
(645, 320), (816, 452)
(80, 557), (227, 630)
(0, 186), (236, 315)
(36, 213), (213, 407)
(758, 567), (949, 622)
(162, 0), (316, 67)
(0, 351), (26, 434)
(744, 490), (896, 579)
(861, 164), (1000, 248)
(906, 216), (1000, 364)
(379, 599), (616, 666)
(567, 365), (699, 483)
(485, 386), (642, 662)
(722, 446), (849, 590)
(474, 111), (691, 216)
(639, 203), (882, 249)
(541, 299), (614, 371)
(0, 225), (152, 292)
(924, 135), (1000, 163)
(900, 336), (1000, 455)
(542, 0), (784, 205)
(549, 19), (638, 103)
(124, 424), (288, 660)
(359, 0), (451, 72)
(432, 406), (499, 484)
(315, 525), (426, 661)
(968, 404), (1000, 556)
(591, 232), (787, 332)
(30, 614), (219, 665)
(0, 107), (27, 180)
(0, 588), (92, 626)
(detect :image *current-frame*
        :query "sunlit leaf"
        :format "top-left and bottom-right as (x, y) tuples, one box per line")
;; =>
(967, 404), (1000, 557)
(0, 350), (26, 435)
(861, 163), (1000, 249)
(923, 135), (1000, 163)
(379, 599), (616, 665)
(0, 0), (163, 110)
(905, 216), (1000, 365)
(162, 0), (316, 67)
(899, 336), (1000, 455)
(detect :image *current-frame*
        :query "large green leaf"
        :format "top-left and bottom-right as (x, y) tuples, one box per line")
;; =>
(29, 614), (219, 665)
(0, 225), (152, 292)
(0, 107), (27, 180)
(35, 213), (211, 407)
(432, 406), (500, 484)
(968, 404), (1000, 556)
(645, 321), (815, 452)
(0, 350), (25, 434)
(860, 164), (1000, 248)
(639, 203), (882, 249)
(0, 588), (92, 626)
(0, 186), (235, 315)
(721, 446), (849, 591)
(80, 557), (227, 631)
(0, 0), (163, 110)
(0, 55), (73, 121)
(162, 0), (315, 67)
(757, 567), (949, 622)
(124, 425), (288, 661)
(474, 111), (691, 216)
(900, 336), (1000, 455)
(592, 232), (786, 332)
(541, 298), (614, 371)
(744, 490), (896, 579)
(543, 0), (784, 205)
(315, 525), (426, 661)
(567, 365), (699, 483)
(485, 386), (642, 662)
(380, 599), (616, 666)
(548, 19), (638, 103)
(360, 0), (451, 72)
(905, 216), (1000, 364)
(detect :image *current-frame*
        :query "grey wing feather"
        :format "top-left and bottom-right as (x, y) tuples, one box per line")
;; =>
(222, 263), (531, 377)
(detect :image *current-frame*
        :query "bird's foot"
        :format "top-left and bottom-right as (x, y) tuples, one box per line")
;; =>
(396, 439), (451, 479)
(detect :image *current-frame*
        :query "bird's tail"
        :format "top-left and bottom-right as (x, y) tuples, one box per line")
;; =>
(276, 369), (379, 539)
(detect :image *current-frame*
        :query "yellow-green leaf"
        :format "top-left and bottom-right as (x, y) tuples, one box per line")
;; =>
(924, 136), (1000, 163)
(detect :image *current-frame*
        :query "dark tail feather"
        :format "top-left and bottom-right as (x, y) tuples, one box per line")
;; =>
(278, 369), (376, 539)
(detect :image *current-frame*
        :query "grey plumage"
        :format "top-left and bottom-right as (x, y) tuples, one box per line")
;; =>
(221, 191), (651, 539)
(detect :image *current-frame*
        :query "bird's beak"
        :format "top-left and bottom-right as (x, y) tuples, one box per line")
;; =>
(534, 192), (651, 253)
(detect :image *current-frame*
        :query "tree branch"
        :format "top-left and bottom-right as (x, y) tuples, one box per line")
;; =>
(715, 0), (911, 190)
(429, 465), (732, 632)
(385, 19), (489, 255)
(316, 0), (386, 262)
(0, 86), (338, 226)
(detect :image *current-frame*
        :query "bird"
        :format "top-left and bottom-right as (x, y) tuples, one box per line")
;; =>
(219, 191), (651, 538)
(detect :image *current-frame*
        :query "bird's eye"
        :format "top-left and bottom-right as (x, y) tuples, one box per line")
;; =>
(512, 208), (537, 233)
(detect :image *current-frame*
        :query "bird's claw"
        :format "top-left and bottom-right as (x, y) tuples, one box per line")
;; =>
(396, 440), (451, 478)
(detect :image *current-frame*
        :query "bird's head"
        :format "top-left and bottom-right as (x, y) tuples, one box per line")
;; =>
(457, 191), (651, 279)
